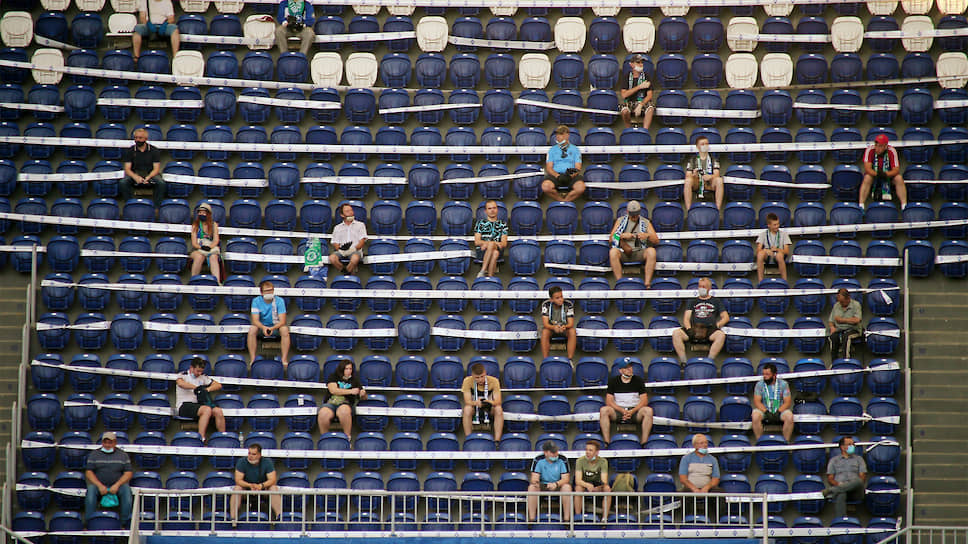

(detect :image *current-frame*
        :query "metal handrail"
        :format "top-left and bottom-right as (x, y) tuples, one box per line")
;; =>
(0, 524), (38, 544)
(903, 251), (913, 526)
(877, 526), (968, 544)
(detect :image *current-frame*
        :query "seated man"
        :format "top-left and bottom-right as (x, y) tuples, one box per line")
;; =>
(619, 54), (655, 129)
(684, 136), (724, 211)
(527, 441), (573, 522)
(678, 434), (721, 493)
(755, 212), (792, 282)
(671, 277), (729, 365)
(174, 358), (226, 442)
(247, 280), (291, 367)
(540, 286), (576, 361)
(461, 363), (504, 442)
(84, 432), (133, 528)
(599, 357), (654, 444)
(858, 134), (907, 208)
(119, 128), (167, 207)
(574, 440), (611, 519)
(231, 444), (282, 522)
(751, 362), (794, 442)
(608, 200), (659, 286)
(828, 288), (863, 359)
(132, 0), (181, 62)
(329, 203), (368, 275)
(823, 436), (867, 517)
(541, 125), (586, 202)
(474, 200), (508, 278)
(274, 0), (316, 56)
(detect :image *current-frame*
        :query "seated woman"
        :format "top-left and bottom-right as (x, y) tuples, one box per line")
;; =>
(190, 203), (221, 281)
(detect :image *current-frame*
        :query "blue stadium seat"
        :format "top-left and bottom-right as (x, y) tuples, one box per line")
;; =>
(655, 54), (688, 89)
(761, 16), (793, 52)
(761, 90), (793, 126)
(691, 54), (723, 88)
(796, 54), (827, 84)
(415, 54), (446, 88)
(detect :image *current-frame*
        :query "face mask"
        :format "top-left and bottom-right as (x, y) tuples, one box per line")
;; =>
(558, 140), (569, 150)
(262, 294), (274, 302)
(697, 287), (709, 297)
(764, 377), (775, 385)
(101, 447), (115, 454)
(344, 215), (354, 223)
(198, 214), (208, 220)
(546, 455), (558, 463)
(698, 448), (708, 455)
(699, 144), (709, 153)
(846, 445), (856, 455)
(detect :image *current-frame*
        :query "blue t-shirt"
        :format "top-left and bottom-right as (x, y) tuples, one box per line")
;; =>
(251, 296), (286, 327)
(754, 378), (791, 413)
(678, 451), (721, 478)
(531, 455), (570, 485)
(546, 143), (581, 174)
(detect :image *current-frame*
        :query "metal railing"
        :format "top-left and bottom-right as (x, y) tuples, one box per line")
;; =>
(903, 252), (914, 526)
(878, 526), (968, 544)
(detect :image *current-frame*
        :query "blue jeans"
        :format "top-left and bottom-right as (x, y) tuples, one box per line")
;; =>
(85, 483), (133, 526)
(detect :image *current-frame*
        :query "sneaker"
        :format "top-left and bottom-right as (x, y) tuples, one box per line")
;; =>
(477, 270), (486, 278)
(821, 488), (832, 498)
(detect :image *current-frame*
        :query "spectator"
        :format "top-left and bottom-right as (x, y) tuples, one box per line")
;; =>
(574, 440), (611, 519)
(671, 277), (729, 365)
(828, 288), (863, 359)
(316, 359), (367, 438)
(174, 358), (226, 442)
(461, 363), (504, 442)
(231, 444), (282, 522)
(619, 54), (655, 129)
(84, 432), (133, 528)
(542, 125), (586, 202)
(599, 357), (654, 444)
(823, 436), (867, 517)
(540, 286), (576, 361)
(755, 212), (791, 282)
(859, 134), (907, 209)
(247, 280), (291, 367)
(131, 0), (180, 62)
(684, 136), (724, 211)
(119, 128), (166, 207)
(474, 199), (508, 278)
(608, 200), (659, 286)
(751, 362), (794, 442)
(190, 203), (221, 281)
(274, 0), (316, 56)
(329, 203), (367, 275)
(678, 433), (721, 493)
(527, 441), (573, 522)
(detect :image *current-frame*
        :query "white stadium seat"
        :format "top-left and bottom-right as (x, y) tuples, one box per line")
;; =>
(831, 17), (864, 53)
(554, 17), (587, 52)
(214, 0), (243, 13)
(592, 6), (620, 16)
(760, 52), (793, 87)
(901, 0), (933, 13)
(937, 52), (968, 88)
(110, 0), (138, 11)
(519, 53), (551, 89)
(660, 5), (689, 16)
(937, 0), (968, 13)
(74, 0), (106, 10)
(725, 53), (758, 88)
(172, 50), (204, 78)
(311, 52), (344, 87)
(345, 52), (378, 87)
(726, 16), (758, 52)
(901, 16), (934, 52)
(763, 1), (794, 16)
(40, 0), (71, 10)
(416, 16), (448, 52)
(490, 6), (517, 16)
(623, 17), (655, 53)
(868, 0), (899, 14)
(31, 48), (64, 85)
(352, 5), (380, 15)
(388, 6), (415, 15)
(180, 0), (211, 12)
(0, 11), (33, 47)
(243, 14), (275, 50)
(107, 13), (137, 34)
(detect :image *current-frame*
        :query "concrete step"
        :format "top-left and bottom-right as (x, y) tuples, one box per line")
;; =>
(910, 356), (968, 371)
(911, 370), (968, 385)
(910, 398), (968, 412)
(912, 343), (968, 357)
(910, 385), (968, 400)
(912, 425), (968, 441)
(910, 316), (968, 328)
(912, 477), (968, 493)
(912, 463), (968, 480)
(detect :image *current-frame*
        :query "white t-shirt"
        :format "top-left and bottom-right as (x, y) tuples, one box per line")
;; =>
(332, 219), (367, 247)
(138, 0), (175, 24)
(175, 371), (213, 410)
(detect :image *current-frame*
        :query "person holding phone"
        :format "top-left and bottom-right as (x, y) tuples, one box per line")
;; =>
(190, 203), (221, 281)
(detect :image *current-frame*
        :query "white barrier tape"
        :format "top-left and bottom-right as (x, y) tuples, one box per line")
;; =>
(37, 319), (398, 338)
(789, 255), (903, 266)
(235, 95), (341, 110)
(726, 490), (894, 504)
(0, 102), (65, 113)
(2, 134), (967, 154)
(583, 179), (683, 190)
(96, 98), (206, 109)
(722, 176), (831, 190)
(440, 171), (542, 185)
(17, 483), (87, 497)
(515, 98), (620, 117)
(364, 249), (474, 264)
(431, 327), (539, 341)
(0, 246), (46, 253)
(866, 329), (902, 339)
(655, 107), (761, 119)
(32, 361), (329, 390)
(163, 173), (268, 187)
(447, 36), (556, 50)
(299, 0), (865, 7)
(378, 103), (482, 114)
(301, 176), (408, 185)
(654, 262), (759, 272)
(573, 327), (679, 339)
(903, 179), (968, 184)
(80, 250), (186, 259)
(35, 280), (901, 302)
(793, 102), (901, 112)
(865, 28), (968, 39)
(543, 263), (611, 273)
(720, 326), (826, 338)
(33, 35), (80, 51)
(935, 100), (968, 109)
(18, 170), (124, 182)
(935, 254), (968, 264)
(179, 31), (418, 46)
(729, 33), (832, 43)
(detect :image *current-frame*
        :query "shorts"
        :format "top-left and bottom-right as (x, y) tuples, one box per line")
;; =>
(618, 247), (648, 262)
(752, 408), (793, 424)
(178, 402), (202, 419)
(320, 402), (353, 415)
(134, 22), (176, 37)
(335, 248), (363, 259)
(621, 100), (655, 114)
(544, 171), (583, 191)
(683, 326), (717, 344)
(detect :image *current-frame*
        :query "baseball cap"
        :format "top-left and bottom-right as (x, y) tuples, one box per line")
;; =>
(619, 357), (636, 368)
(102, 431), (117, 441)
(875, 134), (889, 144)
(627, 200), (642, 214)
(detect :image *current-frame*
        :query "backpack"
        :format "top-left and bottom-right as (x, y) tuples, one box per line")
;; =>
(612, 472), (636, 492)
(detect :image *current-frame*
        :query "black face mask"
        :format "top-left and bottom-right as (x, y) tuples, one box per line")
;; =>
(764, 377), (775, 385)
(198, 214), (208, 221)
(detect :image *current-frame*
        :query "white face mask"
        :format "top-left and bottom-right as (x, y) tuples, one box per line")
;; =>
(697, 287), (709, 297)
(262, 294), (274, 302)
(101, 447), (115, 453)
(698, 144), (709, 153)
(343, 215), (354, 223)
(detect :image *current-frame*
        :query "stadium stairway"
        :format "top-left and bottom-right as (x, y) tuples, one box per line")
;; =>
(0, 284), (26, 481)
(910, 280), (968, 525)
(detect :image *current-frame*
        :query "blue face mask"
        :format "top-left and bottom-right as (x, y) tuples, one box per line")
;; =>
(698, 448), (708, 455)
(546, 455), (558, 463)
(101, 447), (114, 454)
(845, 445), (856, 455)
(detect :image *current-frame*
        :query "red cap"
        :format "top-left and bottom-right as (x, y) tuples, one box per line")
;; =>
(875, 134), (889, 144)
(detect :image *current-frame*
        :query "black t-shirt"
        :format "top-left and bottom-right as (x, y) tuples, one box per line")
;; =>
(323, 371), (363, 406)
(122, 143), (161, 177)
(688, 297), (725, 327)
(620, 68), (651, 103)
(606, 374), (647, 408)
